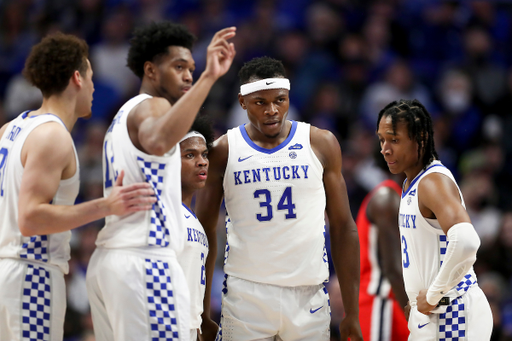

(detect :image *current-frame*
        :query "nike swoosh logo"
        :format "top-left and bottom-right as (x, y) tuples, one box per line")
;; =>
(266, 81), (275, 85)
(310, 306), (323, 314)
(184, 214), (191, 219)
(418, 323), (429, 329)
(238, 155), (253, 162)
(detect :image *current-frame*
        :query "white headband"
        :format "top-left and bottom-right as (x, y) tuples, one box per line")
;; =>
(240, 78), (290, 96)
(179, 131), (206, 144)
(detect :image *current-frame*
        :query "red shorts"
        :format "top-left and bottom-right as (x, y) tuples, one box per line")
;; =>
(359, 293), (409, 341)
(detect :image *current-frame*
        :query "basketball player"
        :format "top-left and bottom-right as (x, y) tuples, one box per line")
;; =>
(196, 56), (363, 341)
(0, 33), (155, 341)
(178, 116), (215, 341)
(85, 22), (236, 341)
(376, 99), (493, 340)
(357, 150), (409, 341)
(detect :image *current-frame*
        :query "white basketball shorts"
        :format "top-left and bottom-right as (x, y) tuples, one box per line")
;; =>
(217, 275), (330, 341)
(86, 247), (190, 341)
(0, 258), (66, 341)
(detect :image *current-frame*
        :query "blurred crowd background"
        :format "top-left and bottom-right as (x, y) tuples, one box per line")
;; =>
(1, 0), (512, 340)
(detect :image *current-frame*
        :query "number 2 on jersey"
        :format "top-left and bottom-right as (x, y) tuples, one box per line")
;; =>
(253, 186), (296, 222)
(104, 140), (117, 188)
(0, 148), (8, 197)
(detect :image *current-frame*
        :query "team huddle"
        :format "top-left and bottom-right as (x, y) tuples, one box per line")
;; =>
(0, 20), (493, 341)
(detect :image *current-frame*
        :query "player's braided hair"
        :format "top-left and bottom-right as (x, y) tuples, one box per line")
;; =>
(238, 56), (286, 85)
(377, 99), (438, 169)
(127, 21), (196, 79)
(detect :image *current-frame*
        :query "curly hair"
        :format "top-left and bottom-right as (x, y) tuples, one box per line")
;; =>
(377, 99), (439, 169)
(127, 21), (196, 79)
(189, 114), (215, 149)
(238, 56), (286, 85)
(23, 32), (89, 97)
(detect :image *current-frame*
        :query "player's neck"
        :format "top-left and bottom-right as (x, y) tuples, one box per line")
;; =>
(32, 95), (78, 131)
(182, 191), (194, 208)
(246, 120), (291, 149)
(404, 162), (426, 189)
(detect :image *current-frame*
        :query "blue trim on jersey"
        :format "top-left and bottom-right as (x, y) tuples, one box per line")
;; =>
(238, 120), (298, 154)
(402, 163), (445, 198)
(21, 112), (69, 131)
(182, 203), (197, 219)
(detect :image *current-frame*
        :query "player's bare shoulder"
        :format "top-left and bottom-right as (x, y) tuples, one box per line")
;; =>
(130, 96), (172, 124)
(209, 133), (229, 174)
(310, 125), (341, 168)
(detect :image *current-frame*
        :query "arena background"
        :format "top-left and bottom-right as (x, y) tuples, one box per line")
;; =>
(0, 0), (511, 340)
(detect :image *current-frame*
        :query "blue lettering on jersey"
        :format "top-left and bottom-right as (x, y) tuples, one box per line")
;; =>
(187, 227), (209, 248)
(6, 125), (21, 141)
(233, 164), (310, 185)
(399, 214), (417, 229)
(107, 110), (124, 133)
(288, 143), (303, 150)
(409, 189), (417, 196)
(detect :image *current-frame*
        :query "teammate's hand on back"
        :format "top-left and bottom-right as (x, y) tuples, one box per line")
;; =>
(106, 170), (156, 216)
(203, 27), (236, 80)
(199, 316), (219, 341)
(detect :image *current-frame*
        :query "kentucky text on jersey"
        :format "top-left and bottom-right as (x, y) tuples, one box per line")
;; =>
(187, 227), (209, 248)
(399, 213), (417, 229)
(233, 165), (309, 185)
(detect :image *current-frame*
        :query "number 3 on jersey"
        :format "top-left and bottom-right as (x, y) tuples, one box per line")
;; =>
(253, 186), (296, 222)
(0, 147), (8, 197)
(401, 235), (410, 268)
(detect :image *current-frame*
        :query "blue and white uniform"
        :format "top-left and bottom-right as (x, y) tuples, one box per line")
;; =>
(218, 121), (330, 341)
(178, 204), (209, 340)
(86, 94), (190, 341)
(399, 160), (492, 340)
(0, 112), (79, 341)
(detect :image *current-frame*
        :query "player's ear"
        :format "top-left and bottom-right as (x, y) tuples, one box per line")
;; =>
(144, 61), (157, 80)
(71, 70), (82, 89)
(238, 93), (246, 110)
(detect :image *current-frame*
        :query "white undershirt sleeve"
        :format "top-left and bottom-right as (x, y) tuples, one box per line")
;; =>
(426, 222), (480, 306)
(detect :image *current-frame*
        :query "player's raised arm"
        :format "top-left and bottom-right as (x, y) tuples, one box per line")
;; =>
(311, 127), (363, 341)
(130, 27), (236, 156)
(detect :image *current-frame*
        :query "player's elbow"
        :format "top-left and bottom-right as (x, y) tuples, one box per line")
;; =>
(18, 217), (37, 237)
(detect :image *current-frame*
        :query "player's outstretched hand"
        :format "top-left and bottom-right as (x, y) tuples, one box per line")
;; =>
(204, 27), (236, 80)
(199, 316), (219, 341)
(338, 314), (363, 341)
(106, 170), (156, 216)
(416, 289), (436, 315)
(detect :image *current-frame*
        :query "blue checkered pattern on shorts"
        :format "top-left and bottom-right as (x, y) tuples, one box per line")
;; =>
(22, 264), (51, 341)
(322, 225), (328, 264)
(145, 259), (179, 341)
(455, 273), (476, 296)
(138, 157), (170, 247)
(439, 297), (466, 340)
(20, 235), (49, 262)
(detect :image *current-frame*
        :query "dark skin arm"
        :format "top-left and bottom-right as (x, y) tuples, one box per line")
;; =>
(311, 127), (362, 341)
(195, 135), (229, 341)
(366, 186), (409, 311)
(416, 172), (472, 315)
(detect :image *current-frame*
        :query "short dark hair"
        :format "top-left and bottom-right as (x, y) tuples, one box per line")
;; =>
(127, 21), (196, 79)
(377, 99), (439, 168)
(238, 56), (286, 85)
(23, 32), (89, 97)
(189, 114), (215, 149)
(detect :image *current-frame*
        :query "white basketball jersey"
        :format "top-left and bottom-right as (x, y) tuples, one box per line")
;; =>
(178, 204), (208, 329)
(399, 160), (477, 304)
(96, 94), (185, 255)
(0, 112), (79, 274)
(223, 121), (329, 286)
